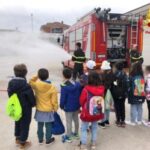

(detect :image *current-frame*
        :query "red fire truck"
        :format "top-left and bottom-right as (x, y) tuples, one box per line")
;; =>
(63, 8), (143, 68)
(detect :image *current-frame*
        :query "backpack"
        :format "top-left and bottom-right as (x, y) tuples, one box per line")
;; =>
(133, 76), (145, 97)
(85, 91), (104, 116)
(51, 112), (65, 135)
(113, 71), (127, 98)
(6, 93), (22, 121)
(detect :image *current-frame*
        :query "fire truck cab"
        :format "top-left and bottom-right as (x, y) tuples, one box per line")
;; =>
(63, 8), (143, 68)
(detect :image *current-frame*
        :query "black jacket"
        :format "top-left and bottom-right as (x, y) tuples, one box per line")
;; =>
(8, 77), (36, 114)
(72, 48), (86, 64)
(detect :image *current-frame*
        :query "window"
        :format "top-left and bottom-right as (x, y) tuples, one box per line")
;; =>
(69, 31), (76, 50)
(52, 28), (63, 33)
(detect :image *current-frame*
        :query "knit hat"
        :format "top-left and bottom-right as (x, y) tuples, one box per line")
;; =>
(86, 60), (96, 70)
(101, 60), (111, 70)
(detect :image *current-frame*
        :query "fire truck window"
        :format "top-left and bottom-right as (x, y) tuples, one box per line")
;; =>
(76, 28), (83, 42)
(69, 31), (76, 51)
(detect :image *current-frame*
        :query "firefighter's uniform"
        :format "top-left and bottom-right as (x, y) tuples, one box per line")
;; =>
(72, 48), (86, 80)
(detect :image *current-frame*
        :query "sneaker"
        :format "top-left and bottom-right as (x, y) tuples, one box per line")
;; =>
(46, 137), (55, 145)
(19, 141), (32, 149)
(39, 140), (44, 145)
(62, 135), (72, 143)
(143, 121), (150, 127)
(91, 144), (96, 150)
(126, 121), (136, 126)
(80, 145), (88, 150)
(72, 133), (80, 140)
(120, 122), (126, 128)
(105, 120), (110, 127)
(115, 121), (121, 127)
(98, 122), (106, 129)
(15, 139), (20, 145)
(137, 121), (142, 125)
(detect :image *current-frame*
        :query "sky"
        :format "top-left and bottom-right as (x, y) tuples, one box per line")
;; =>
(0, 0), (149, 31)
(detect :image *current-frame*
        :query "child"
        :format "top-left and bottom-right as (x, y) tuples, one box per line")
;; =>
(29, 68), (58, 144)
(144, 66), (150, 126)
(80, 60), (96, 86)
(98, 60), (114, 128)
(112, 62), (128, 127)
(7, 64), (36, 149)
(80, 72), (105, 150)
(60, 68), (82, 143)
(127, 62), (145, 126)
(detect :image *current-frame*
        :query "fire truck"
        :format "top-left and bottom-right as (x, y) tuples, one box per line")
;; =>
(63, 7), (146, 68)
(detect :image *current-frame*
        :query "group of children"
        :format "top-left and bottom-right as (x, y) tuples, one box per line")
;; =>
(7, 59), (150, 150)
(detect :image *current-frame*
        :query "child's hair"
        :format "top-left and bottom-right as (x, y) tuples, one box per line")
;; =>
(88, 71), (102, 86)
(130, 62), (143, 77)
(14, 64), (27, 78)
(115, 62), (124, 71)
(38, 68), (49, 81)
(63, 68), (72, 79)
(145, 66), (150, 73)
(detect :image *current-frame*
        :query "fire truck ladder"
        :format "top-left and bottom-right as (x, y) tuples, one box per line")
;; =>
(130, 17), (139, 47)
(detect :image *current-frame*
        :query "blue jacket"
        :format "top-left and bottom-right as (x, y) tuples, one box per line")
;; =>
(60, 80), (82, 112)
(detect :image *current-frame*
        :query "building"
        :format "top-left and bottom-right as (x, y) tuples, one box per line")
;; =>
(40, 21), (70, 33)
(124, 3), (150, 17)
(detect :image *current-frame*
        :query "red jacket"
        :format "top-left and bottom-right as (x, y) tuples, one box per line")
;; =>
(80, 85), (105, 122)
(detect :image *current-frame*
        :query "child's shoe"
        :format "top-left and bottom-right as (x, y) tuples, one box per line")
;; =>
(98, 122), (106, 129)
(80, 145), (88, 150)
(105, 120), (110, 127)
(62, 135), (72, 143)
(137, 121), (142, 125)
(72, 133), (80, 140)
(91, 143), (96, 150)
(39, 140), (44, 145)
(126, 121), (136, 126)
(46, 137), (55, 145)
(19, 141), (32, 149)
(15, 139), (20, 146)
(120, 122), (126, 128)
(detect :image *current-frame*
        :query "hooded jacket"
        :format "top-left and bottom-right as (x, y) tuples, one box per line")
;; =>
(29, 76), (58, 112)
(8, 77), (36, 115)
(60, 80), (82, 112)
(80, 85), (105, 122)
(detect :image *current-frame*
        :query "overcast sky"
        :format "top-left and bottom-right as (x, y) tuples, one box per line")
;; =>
(0, 0), (149, 31)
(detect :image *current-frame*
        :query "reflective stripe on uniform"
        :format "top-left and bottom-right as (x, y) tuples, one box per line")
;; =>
(72, 55), (86, 60)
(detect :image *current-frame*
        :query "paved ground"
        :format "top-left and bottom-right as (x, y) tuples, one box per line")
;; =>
(0, 91), (150, 150)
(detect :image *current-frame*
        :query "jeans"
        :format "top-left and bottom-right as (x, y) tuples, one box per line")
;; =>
(81, 121), (98, 145)
(37, 122), (52, 142)
(102, 109), (110, 122)
(65, 111), (79, 137)
(131, 104), (143, 123)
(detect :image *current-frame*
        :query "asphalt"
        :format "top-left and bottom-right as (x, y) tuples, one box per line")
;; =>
(0, 91), (150, 150)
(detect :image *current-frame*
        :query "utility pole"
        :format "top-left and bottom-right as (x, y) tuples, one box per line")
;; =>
(31, 13), (33, 32)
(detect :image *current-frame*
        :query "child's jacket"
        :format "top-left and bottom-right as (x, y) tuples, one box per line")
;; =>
(60, 80), (82, 112)
(8, 77), (36, 115)
(29, 76), (58, 112)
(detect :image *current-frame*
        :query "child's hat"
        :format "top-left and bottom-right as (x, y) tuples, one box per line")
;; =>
(86, 60), (96, 69)
(101, 60), (111, 70)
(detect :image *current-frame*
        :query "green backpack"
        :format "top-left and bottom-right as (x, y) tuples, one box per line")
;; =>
(6, 93), (22, 121)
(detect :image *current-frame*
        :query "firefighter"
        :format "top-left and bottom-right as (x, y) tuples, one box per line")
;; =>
(130, 44), (144, 65)
(72, 42), (86, 80)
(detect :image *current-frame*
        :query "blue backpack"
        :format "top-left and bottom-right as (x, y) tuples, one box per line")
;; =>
(51, 112), (65, 135)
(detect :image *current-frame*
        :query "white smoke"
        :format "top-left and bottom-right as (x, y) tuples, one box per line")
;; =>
(0, 31), (71, 88)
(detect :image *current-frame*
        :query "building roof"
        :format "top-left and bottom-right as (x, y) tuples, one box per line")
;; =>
(124, 3), (150, 16)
